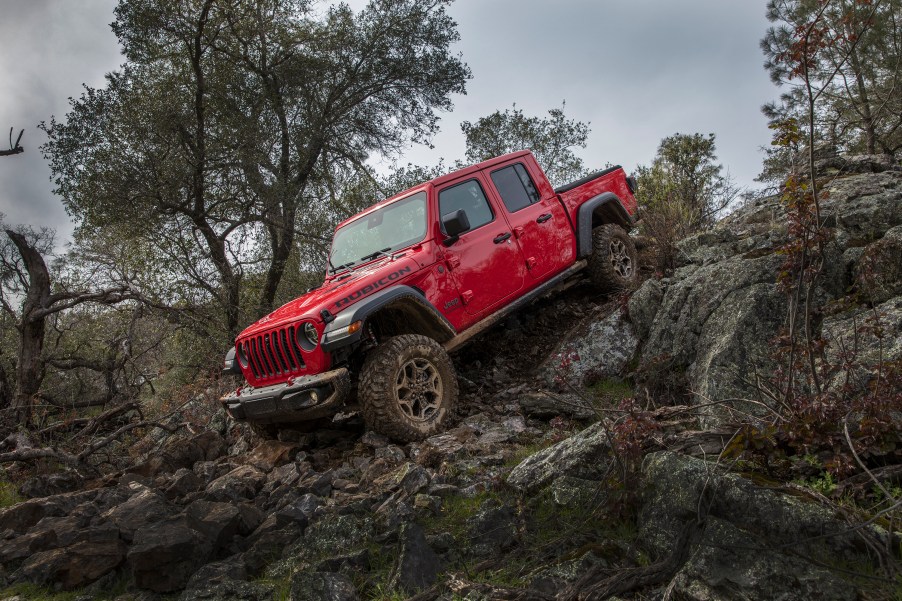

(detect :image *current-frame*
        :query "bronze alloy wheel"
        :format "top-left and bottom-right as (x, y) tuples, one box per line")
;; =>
(394, 357), (443, 422)
(609, 238), (634, 278)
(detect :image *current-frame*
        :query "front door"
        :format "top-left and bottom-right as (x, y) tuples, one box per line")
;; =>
(437, 176), (527, 317)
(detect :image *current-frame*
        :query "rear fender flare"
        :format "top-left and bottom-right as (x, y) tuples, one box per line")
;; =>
(576, 192), (634, 258)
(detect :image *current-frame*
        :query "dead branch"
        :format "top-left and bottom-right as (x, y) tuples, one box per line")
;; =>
(837, 465), (902, 493)
(0, 396), (196, 470)
(36, 402), (138, 439)
(0, 128), (24, 157)
(0, 444), (80, 466)
(0, 419), (190, 470)
(76, 418), (190, 463)
(446, 575), (553, 601)
(843, 417), (894, 500)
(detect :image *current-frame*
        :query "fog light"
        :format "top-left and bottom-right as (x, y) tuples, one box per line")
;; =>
(310, 390), (319, 403)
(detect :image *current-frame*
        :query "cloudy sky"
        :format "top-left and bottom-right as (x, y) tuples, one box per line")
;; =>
(0, 0), (776, 246)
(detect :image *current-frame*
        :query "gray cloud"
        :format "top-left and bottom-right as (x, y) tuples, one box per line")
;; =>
(0, 0), (120, 244)
(0, 0), (777, 246)
(393, 0), (776, 190)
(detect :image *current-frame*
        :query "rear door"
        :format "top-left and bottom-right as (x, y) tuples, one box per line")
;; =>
(437, 176), (527, 316)
(488, 161), (575, 281)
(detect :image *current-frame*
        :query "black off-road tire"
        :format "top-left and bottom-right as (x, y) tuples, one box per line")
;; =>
(358, 334), (458, 443)
(587, 223), (639, 292)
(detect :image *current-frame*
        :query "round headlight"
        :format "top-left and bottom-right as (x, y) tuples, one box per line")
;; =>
(303, 322), (319, 348)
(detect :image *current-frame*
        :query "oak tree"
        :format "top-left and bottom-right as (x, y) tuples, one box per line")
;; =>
(42, 0), (470, 337)
(461, 102), (590, 186)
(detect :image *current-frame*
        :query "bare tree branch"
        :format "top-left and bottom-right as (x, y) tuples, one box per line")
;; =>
(0, 127), (24, 157)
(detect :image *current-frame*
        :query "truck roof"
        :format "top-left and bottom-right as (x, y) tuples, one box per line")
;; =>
(334, 150), (534, 231)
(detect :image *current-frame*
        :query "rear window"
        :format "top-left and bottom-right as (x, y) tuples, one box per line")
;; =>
(491, 163), (540, 213)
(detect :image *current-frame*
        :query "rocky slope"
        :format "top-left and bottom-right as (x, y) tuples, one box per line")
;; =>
(1, 166), (900, 601)
(630, 168), (902, 424)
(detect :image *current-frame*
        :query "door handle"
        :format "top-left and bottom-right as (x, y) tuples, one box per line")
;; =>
(536, 213), (552, 223)
(493, 232), (512, 244)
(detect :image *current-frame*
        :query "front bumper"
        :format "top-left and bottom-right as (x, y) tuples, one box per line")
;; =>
(220, 368), (350, 425)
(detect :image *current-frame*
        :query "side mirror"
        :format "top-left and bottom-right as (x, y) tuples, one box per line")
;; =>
(441, 209), (470, 246)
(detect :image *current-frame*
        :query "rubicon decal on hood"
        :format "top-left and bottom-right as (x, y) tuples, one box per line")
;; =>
(334, 266), (413, 309)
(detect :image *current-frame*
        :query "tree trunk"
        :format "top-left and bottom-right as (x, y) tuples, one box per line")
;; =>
(258, 220), (294, 316)
(186, 0), (242, 336)
(5, 230), (51, 426)
(256, 80), (301, 317)
(846, 23), (878, 155)
(0, 351), (11, 411)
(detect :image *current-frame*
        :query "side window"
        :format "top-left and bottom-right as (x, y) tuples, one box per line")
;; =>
(438, 179), (494, 233)
(490, 163), (541, 213)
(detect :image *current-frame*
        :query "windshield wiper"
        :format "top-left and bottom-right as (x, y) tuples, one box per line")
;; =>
(359, 247), (391, 262)
(329, 260), (356, 274)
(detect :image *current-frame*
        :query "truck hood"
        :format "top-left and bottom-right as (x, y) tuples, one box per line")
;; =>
(239, 254), (423, 338)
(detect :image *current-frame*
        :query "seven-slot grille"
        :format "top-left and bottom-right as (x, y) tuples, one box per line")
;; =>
(240, 325), (307, 380)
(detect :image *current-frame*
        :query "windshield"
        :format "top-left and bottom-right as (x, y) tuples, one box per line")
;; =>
(329, 191), (428, 271)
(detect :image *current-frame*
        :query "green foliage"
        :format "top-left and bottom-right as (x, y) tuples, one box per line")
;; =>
(503, 441), (553, 468)
(760, 0), (902, 183)
(635, 133), (738, 271)
(0, 582), (120, 601)
(256, 575), (290, 601)
(365, 585), (406, 601)
(379, 163), (452, 200)
(794, 468), (838, 496)
(41, 0), (471, 334)
(586, 378), (634, 406)
(461, 102), (590, 186)
(359, 543), (405, 601)
(0, 477), (22, 508)
(422, 490), (500, 538)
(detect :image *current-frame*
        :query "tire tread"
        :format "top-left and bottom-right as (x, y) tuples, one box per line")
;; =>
(358, 334), (458, 442)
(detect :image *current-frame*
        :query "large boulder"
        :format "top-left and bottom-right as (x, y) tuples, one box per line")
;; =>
(822, 171), (902, 242)
(0, 487), (120, 534)
(205, 464), (266, 502)
(127, 516), (214, 592)
(640, 254), (785, 420)
(300, 515), (374, 561)
(639, 452), (890, 600)
(634, 170), (902, 423)
(289, 572), (358, 601)
(19, 538), (127, 590)
(855, 224), (902, 303)
(129, 430), (227, 477)
(506, 421), (611, 492)
(185, 499), (242, 550)
(247, 440), (301, 472)
(101, 486), (175, 542)
(538, 309), (638, 389)
(668, 517), (856, 601)
(821, 295), (902, 381)
(389, 523), (443, 594)
(627, 278), (663, 340)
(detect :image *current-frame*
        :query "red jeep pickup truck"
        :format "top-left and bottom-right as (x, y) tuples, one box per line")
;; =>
(220, 151), (638, 441)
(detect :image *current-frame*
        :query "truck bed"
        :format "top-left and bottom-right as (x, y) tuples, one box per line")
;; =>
(555, 166), (638, 230)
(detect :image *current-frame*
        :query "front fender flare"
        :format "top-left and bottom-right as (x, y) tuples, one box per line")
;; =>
(321, 286), (456, 352)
